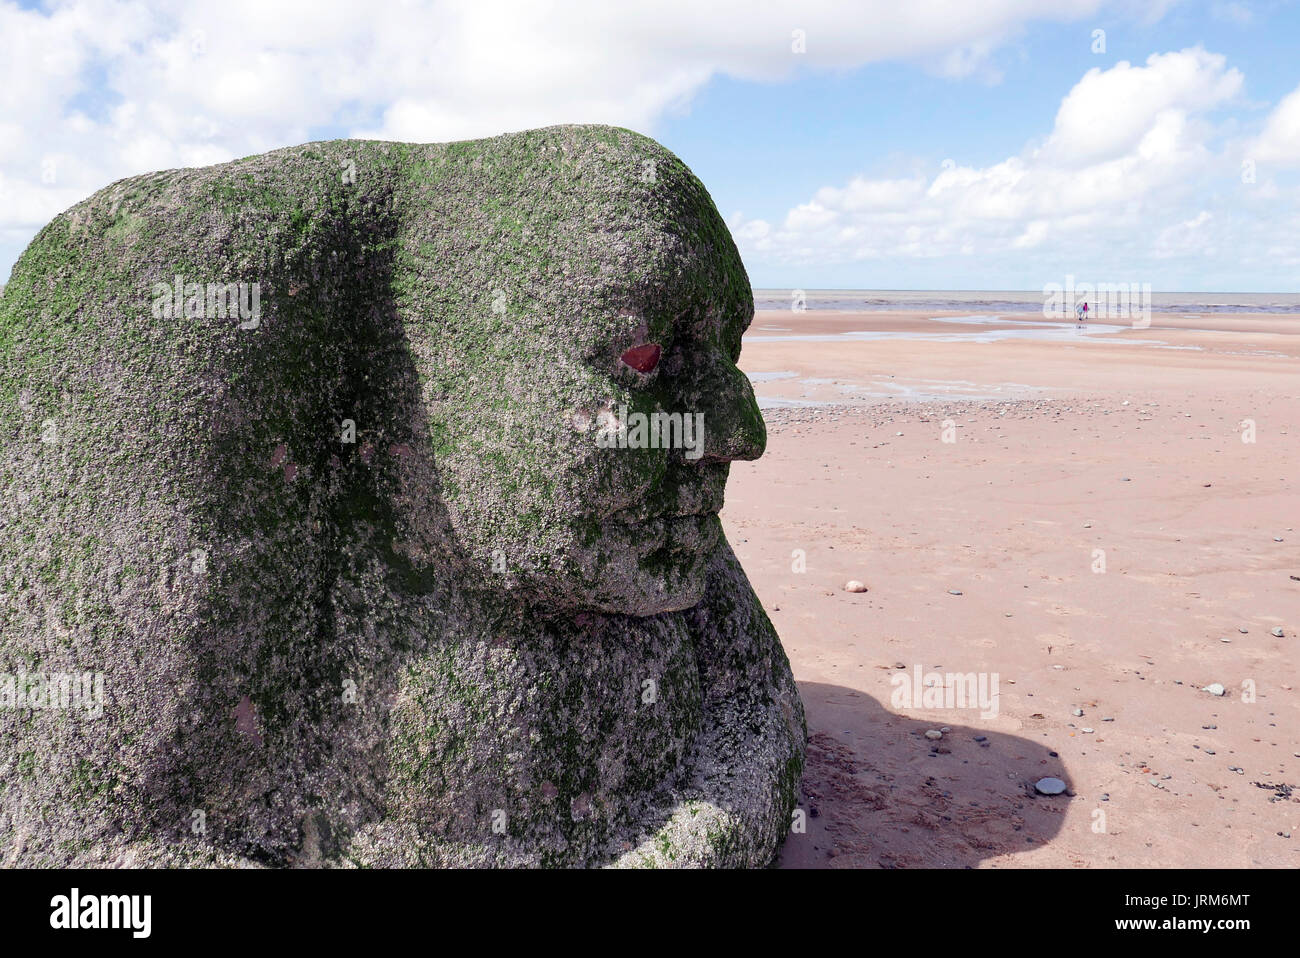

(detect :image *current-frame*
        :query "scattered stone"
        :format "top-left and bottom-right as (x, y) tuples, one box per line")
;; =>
(1034, 777), (1067, 796)
(843, 580), (868, 593)
(948, 589), (963, 596)
(924, 730), (943, 740)
(1202, 683), (1226, 696)
(1071, 708), (1084, 717)
(1081, 728), (1095, 734)
(1271, 627), (1285, 637)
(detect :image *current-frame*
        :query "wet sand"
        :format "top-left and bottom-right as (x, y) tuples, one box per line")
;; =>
(722, 309), (1300, 868)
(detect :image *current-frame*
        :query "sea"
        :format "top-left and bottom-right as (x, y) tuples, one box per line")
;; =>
(753, 289), (1300, 315)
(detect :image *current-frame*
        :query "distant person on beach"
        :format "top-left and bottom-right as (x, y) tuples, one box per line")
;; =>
(1083, 301), (1089, 319)
(1076, 300), (1086, 322)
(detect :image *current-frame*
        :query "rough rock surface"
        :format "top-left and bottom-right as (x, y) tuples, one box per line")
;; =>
(0, 124), (805, 867)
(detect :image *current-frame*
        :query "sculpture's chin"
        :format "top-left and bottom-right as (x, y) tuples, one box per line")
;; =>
(600, 511), (723, 616)
(486, 512), (724, 617)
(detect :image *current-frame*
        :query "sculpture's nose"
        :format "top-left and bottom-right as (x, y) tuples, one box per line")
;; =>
(689, 355), (766, 464)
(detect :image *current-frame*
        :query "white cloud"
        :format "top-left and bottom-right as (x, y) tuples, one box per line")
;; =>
(0, 0), (1111, 247)
(1043, 48), (1242, 165)
(1251, 84), (1300, 166)
(732, 45), (1300, 286)
(3, 0), (1290, 290)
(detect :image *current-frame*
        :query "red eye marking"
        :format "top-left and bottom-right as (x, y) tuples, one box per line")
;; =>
(620, 343), (661, 373)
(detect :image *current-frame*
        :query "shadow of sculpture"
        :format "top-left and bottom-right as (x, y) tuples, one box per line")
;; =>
(779, 682), (1073, 868)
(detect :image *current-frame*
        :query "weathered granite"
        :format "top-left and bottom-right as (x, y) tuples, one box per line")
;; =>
(0, 124), (805, 867)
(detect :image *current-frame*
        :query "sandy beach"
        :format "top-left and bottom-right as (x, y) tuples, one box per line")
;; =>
(722, 309), (1300, 868)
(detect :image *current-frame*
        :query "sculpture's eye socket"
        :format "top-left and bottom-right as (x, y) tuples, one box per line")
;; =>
(620, 343), (661, 373)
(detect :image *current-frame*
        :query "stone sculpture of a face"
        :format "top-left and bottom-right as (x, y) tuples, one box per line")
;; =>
(385, 133), (768, 616)
(414, 254), (766, 617)
(0, 125), (805, 869)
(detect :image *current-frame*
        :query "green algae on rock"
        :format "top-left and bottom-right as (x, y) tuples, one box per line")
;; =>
(0, 124), (805, 867)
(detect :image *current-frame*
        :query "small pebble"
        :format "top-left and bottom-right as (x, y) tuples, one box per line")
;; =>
(948, 589), (963, 596)
(843, 580), (868, 593)
(1034, 777), (1067, 795)
(1202, 683), (1226, 696)
(1271, 627), (1285, 637)
(924, 730), (943, 740)
(1071, 708), (1084, 717)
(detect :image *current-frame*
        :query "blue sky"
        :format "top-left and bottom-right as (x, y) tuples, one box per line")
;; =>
(3, 0), (1300, 291)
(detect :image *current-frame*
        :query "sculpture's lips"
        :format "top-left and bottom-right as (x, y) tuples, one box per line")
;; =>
(637, 507), (721, 523)
(603, 508), (721, 534)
